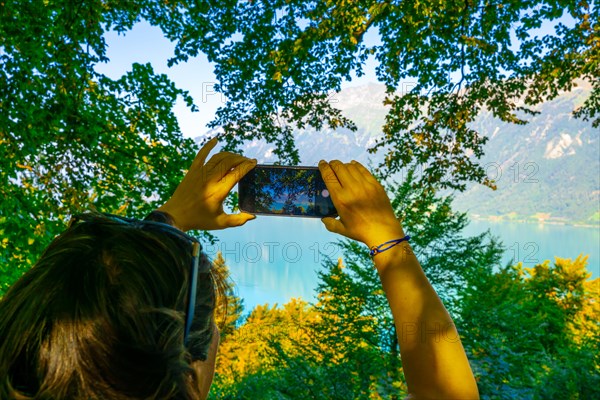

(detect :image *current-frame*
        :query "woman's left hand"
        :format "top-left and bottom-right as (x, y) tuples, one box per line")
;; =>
(157, 138), (257, 231)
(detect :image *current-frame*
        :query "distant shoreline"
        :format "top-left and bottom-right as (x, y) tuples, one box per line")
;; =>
(468, 214), (600, 229)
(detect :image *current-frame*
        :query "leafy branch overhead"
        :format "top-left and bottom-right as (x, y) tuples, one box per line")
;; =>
(0, 0), (597, 293)
(0, 0), (202, 292)
(162, 0), (598, 190)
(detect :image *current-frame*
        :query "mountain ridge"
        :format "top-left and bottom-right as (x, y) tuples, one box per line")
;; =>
(198, 82), (599, 226)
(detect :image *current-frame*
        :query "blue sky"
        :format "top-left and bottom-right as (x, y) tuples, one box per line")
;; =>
(97, 21), (381, 141)
(96, 13), (569, 141)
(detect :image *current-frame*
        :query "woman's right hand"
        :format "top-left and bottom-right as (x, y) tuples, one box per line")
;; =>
(318, 160), (405, 249)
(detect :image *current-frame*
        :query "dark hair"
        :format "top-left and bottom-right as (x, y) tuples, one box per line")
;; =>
(0, 215), (223, 399)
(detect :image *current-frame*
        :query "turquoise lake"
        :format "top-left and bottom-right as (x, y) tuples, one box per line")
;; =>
(207, 217), (600, 313)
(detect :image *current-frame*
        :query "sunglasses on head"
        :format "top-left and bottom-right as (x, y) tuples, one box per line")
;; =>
(68, 212), (207, 345)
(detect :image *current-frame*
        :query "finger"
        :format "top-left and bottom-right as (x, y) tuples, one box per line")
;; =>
(191, 137), (218, 169)
(321, 217), (347, 236)
(318, 160), (342, 193)
(207, 153), (252, 182)
(350, 160), (378, 183)
(344, 162), (364, 182)
(216, 159), (257, 195)
(204, 151), (240, 174)
(216, 154), (253, 178)
(329, 160), (358, 187)
(219, 212), (256, 228)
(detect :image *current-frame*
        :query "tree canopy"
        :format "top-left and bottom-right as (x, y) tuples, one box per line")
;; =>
(189, 0), (599, 191)
(1, 1), (597, 290)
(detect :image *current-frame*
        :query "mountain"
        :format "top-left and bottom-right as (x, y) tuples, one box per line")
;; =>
(201, 83), (389, 166)
(454, 81), (599, 226)
(199, 81), (599, 226)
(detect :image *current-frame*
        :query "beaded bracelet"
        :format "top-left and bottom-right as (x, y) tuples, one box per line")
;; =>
(369, 235), (411, 257)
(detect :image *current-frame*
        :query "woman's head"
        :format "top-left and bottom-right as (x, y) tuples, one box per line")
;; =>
(0, 213), (223, 399)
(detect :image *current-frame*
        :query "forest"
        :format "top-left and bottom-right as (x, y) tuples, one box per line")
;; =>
(1, 1), (598, 398)
(208, 181), (599, 399)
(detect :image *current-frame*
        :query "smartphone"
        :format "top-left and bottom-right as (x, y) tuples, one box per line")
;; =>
(238, 165), (337, 218)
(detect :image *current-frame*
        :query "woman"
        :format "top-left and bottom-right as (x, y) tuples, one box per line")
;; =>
(0, 138), (479, 399)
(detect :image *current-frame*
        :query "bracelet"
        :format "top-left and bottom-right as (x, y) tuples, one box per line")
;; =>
(369, 236), (411, 257)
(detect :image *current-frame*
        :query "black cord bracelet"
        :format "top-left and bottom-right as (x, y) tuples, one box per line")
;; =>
(369, 236), (411, 257)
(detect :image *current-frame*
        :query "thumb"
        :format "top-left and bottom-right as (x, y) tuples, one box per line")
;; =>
(220, 212), (256, 228)
(321, 217), (347, 236)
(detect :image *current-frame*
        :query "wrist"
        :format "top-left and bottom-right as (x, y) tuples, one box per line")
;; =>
(372, 240), (417, 275)
(144, 210), (174, 223)
(369, 236), (410, 257)
(363, 224), (406, 249)
(151, 207), (186, 231)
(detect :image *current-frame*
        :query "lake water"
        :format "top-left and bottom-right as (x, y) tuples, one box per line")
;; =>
(206, 217), (600, 313)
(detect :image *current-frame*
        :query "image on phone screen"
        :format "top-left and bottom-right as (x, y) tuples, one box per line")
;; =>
(238, 165), (337, 218)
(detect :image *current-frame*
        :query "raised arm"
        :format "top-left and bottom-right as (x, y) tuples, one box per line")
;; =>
(318, 159), (479, 400)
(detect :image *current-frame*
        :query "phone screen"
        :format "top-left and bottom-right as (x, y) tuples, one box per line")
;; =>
(238, 165), (337, 218)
